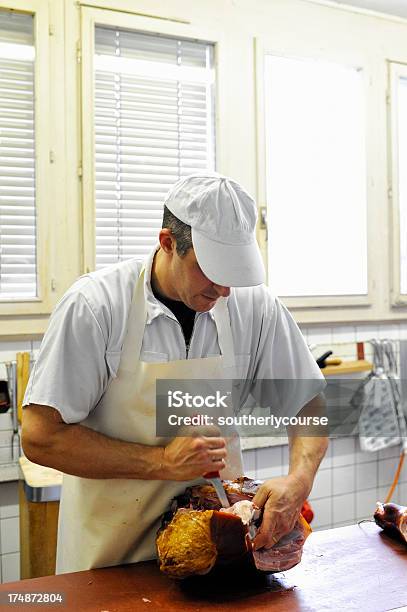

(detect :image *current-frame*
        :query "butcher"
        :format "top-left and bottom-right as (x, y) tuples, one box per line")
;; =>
(22, 173), (328, 574)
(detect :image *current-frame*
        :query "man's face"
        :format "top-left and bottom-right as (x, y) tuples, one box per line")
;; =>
(171, 248), (230, 312)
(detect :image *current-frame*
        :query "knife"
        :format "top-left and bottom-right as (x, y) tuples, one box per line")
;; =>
(203, 471), (230, 508)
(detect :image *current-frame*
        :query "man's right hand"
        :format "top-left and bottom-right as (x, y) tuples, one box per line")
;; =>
(163, 426), (227, 481)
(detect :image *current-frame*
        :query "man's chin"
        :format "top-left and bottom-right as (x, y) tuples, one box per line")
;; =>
(199, 299), (218, 311)
(190, 297), (218, 312)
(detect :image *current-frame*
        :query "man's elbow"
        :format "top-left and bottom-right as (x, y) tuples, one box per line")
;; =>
(21, 431), (49, 465)
(21, 404), (65, 467)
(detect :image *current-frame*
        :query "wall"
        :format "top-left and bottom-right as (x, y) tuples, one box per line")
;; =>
(0, 482), (19, 583)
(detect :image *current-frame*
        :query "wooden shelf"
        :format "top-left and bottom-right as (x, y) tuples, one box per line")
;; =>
(322, 359), (372, 377)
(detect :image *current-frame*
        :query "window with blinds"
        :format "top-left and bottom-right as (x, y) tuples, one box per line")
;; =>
(0, 9), (36, 299)
(94, 26), (215, 269)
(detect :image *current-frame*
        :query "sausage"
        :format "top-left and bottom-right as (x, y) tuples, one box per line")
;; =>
(374, 502), (407, 544)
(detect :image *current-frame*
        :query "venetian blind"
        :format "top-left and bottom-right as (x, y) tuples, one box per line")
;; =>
(94, 26), (216, 269)
(0, 9), (36, 299)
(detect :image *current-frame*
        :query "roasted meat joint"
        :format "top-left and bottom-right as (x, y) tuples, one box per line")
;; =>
(156, 477), (311, 578)
(374, 502), (407, 544)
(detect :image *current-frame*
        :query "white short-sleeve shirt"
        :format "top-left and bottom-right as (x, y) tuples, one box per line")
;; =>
(24, 248), (325, 424)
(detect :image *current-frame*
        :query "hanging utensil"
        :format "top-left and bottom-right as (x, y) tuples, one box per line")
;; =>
(357, 340), (401, 452)
(384, 340), (407, 452)
(6, 362), (20, 461)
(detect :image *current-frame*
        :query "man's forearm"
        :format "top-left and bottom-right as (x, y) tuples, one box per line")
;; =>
(23, 416), (165, 480)
(286, 393), (329, 496)
(286, 434), (328, 497)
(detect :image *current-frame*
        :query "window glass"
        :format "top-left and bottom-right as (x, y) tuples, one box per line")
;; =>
(265, 55), (368, 297)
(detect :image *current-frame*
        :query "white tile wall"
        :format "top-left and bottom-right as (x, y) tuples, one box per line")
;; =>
(309, 497), (332, 529)
(379, 457), (400, 487)
(356, 445), (378, 464)
(356, 461), (377, 490)
(255, 446), (283, 480)
(0, 482), (19, 520)
(333, 464), (356, 496)
(352, 325), (380, 342)
(0, 518), (19, 556)
(0, 481), (19, 583)
(319, 441), (333, 469)
(310, 465), (332, 499)
(331, 437), (356, 467)
(306, 326), (333, 345)
(399, 481), (407, 502)
(332, 493), (356, 524)
(356, 488), (379, 519)
(243, 448), (256, 479)
(2, 552), (20, 584)
(331, 326), (357, 344)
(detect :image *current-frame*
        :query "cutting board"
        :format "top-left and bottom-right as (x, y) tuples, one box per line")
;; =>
(16, 352), (30, 423)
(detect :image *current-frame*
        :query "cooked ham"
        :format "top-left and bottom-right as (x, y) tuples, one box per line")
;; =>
(156, 477), (311, 578)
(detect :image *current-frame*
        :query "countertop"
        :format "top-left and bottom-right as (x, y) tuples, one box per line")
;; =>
(0, 522), (406, 611)
(19, 456), (62, 502)
(19, 456), (62, 488)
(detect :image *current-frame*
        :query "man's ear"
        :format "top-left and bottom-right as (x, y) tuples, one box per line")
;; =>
(158, 228), (176, 254)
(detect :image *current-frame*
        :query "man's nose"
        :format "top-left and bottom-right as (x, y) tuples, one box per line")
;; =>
(212, 284), (230, 298)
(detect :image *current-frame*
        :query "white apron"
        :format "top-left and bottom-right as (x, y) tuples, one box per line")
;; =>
(56, 268), (244, 574)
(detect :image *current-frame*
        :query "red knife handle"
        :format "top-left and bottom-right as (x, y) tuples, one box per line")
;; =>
(203, 471), (220, 479)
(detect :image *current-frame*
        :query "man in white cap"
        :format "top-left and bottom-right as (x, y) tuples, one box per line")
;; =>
(22, 173), (328, 574)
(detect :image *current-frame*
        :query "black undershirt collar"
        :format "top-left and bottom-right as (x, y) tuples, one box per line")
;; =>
(151, 286), (196, 347)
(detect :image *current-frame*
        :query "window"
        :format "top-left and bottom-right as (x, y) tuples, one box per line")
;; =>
(0, 9), (36, 298)
(398, 77), (407, 296)
(256, 2), (407, 322)
(264, 55), (368, 299)
(92, 26), (215, 269)
(389, 62), (407, 302)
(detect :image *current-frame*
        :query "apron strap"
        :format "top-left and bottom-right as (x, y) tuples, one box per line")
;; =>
(119, 267), (147, 372)
(212, 297), (236, 369)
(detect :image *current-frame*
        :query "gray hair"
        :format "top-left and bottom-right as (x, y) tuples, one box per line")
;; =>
(162, 205), (193, 257)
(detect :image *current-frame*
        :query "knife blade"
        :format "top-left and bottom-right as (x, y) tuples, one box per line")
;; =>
(203, 470), (230, 508)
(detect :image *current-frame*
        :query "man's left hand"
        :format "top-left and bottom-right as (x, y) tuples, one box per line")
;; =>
(251, 474), (310, 550)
